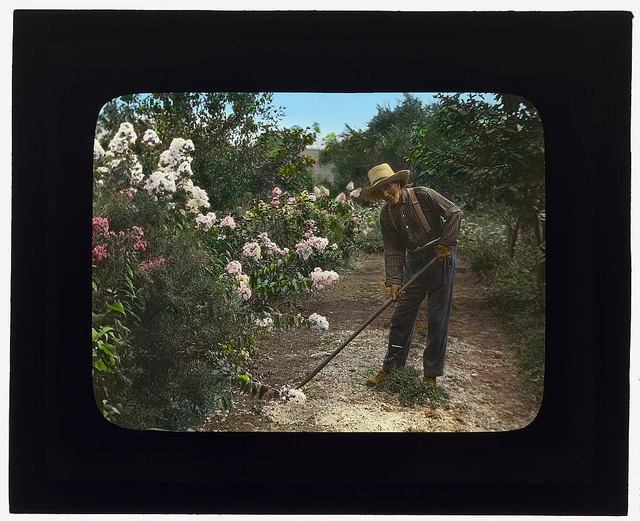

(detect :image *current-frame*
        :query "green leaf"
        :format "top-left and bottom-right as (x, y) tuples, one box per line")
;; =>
(93, 359), (108, 371)
(99, 343), (116, 357)
(92, 328), (98, 343)
(98, 326), (115, 337)
(107, 302), (126, 314)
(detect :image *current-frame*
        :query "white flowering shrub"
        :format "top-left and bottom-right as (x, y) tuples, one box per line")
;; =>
(94, 122), (146, 189)
(143, 137), (210, 215)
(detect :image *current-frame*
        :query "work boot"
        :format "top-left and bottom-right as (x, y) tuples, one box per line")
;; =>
(366, 370), (388, 387)
(424, 376), (438, 388)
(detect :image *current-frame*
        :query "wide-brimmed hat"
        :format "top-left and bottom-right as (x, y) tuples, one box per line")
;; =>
(358, 163), (410, 201)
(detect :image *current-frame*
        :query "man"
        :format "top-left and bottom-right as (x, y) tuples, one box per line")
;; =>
(359, 163), (462, 388)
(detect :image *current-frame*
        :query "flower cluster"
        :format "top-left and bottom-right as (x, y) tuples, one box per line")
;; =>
(99, 122), (145, 186)
(310, 267), (339, 291)
(158, 137), (195, 170)
(143, 137), (210, 214)
(335, 192), (347, 204)
(226, 260), (252, 301)
(195, 212), (217, 231)
(93, 139), (105, 159)
(236, 282), (252, 301)
(307, 313), (329, 333)
(108, 122), (137, 154)
(92, 216), (110, 238)
(294, 219), (330, 260)
(295, 235), (329, 261)
(242, 241), (262, 261)
(271, 186), (282, 207)
(92, 245), (108, 262)
(128, 225), (147, 252)
(301, 189), (316, 202)
(313, 185), (330, 198)
(141, 129), (161, 147)
(92, 217), (149, 263)
(92, 217), (111, 262)
(139, 257), (166, 272)
(226, 260), (243, 276)
(254, 316), (274, 330)
(344, 181), (362, 198)
(219, 216), (236, 229)
(287, 388), (307, 404)
(257, 232), (288, 257)
(185, 184), (210, 213)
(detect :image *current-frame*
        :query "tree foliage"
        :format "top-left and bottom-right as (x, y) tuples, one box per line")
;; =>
(320, 93), (429, 189)
(320, 91), (546, 307)
(407, 92), (545, 297)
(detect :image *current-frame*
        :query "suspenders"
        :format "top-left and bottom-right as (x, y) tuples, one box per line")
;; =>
(408, 187), (431, 233)
(388, 187), (432, 235)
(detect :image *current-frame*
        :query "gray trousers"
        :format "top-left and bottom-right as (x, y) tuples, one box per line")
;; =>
(383, 246), (455, 378)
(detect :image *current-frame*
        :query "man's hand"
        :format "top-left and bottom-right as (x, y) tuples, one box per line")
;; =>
(437, 244), (451, 261)
(390, 284), (406, 301)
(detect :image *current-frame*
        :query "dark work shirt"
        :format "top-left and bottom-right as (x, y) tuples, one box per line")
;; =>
(380, 186), (462, 287)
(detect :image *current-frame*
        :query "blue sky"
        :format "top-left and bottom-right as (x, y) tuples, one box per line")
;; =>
(270, 92), (440, 145)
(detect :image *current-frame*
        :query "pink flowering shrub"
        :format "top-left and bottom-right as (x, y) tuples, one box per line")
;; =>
(139, 257), (166, 272)
(226, 260), (243, 276)
(236, 282), (252, 301)
(310, 267), (339, 291)
(195, 212), (217, 231)
(92, 217), (149, 266)
(92, 245), (108, 262)
(242, 241), (262, 261)
(219, 216), (236, 229)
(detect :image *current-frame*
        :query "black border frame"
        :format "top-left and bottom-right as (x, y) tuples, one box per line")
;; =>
(10, 10), (632, 515)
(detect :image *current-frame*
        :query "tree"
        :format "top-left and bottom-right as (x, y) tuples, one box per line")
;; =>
(407, 92), (545, 304)
(320, 93), (429, 189)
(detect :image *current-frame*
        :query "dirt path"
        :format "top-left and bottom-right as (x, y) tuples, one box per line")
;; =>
(197, 253), (542, 432)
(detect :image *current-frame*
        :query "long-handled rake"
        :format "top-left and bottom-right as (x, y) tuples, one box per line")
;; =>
(293, 237), (442, 389)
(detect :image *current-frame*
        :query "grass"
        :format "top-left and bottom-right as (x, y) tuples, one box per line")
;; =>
(375, 367), (449, 407)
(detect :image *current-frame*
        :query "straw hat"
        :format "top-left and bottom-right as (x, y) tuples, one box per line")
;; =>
(358, 163), (410, 201)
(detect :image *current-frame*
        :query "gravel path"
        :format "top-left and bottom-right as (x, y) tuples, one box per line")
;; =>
(197, 252), (541, 433)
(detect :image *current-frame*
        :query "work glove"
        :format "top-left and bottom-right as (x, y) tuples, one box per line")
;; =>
(437, 244), (451, 261)
(390, 284), (406, 301)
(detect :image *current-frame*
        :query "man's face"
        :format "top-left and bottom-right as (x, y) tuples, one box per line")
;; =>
(375, 182), (402, 205)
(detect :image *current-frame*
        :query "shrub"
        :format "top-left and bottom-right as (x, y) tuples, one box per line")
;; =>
(93, 123), (372, 430)
(457, 210), (545, 399)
